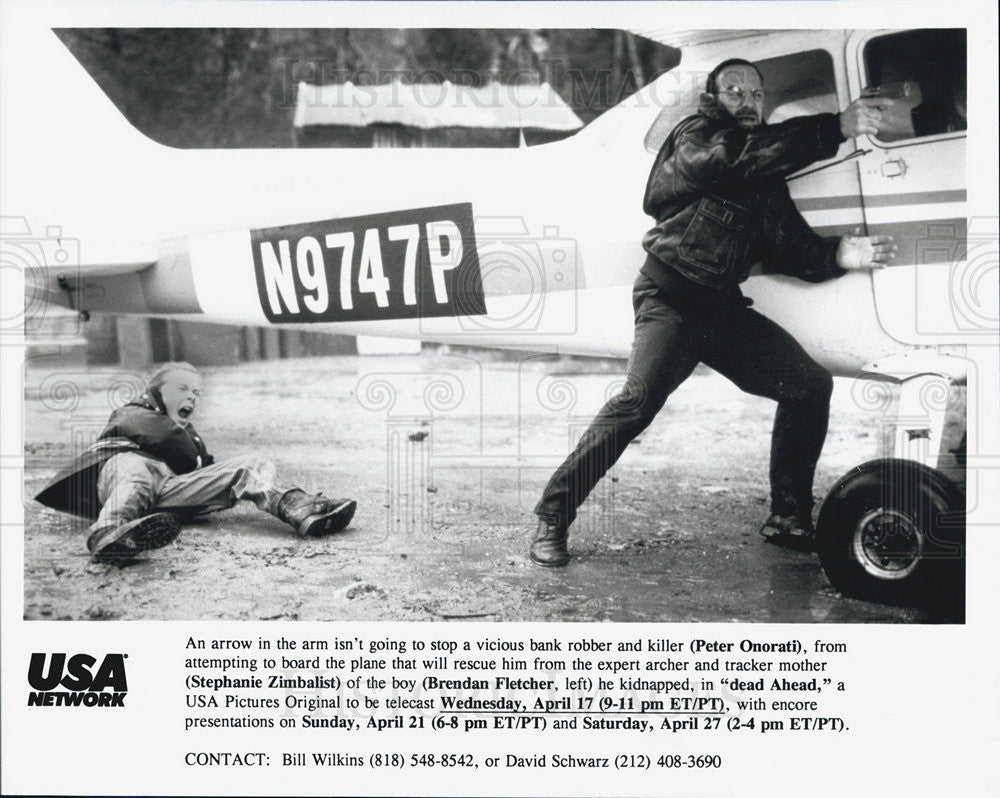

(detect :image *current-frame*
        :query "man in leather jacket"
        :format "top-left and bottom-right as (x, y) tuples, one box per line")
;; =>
(36, 362), (357, 562)
(531, 58), (896, 566)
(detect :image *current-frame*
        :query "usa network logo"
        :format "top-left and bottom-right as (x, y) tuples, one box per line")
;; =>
(27, 653), (128, 707)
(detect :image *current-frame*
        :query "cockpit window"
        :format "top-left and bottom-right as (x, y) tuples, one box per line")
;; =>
(863, 29), (967, 143)
(643, 47), (838, 154)
(758, 49), (838, 124)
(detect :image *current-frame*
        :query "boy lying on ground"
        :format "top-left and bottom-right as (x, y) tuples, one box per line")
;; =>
(35, 361), (357, 563)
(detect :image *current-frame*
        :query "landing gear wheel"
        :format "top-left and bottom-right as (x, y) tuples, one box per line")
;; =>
(816, 459), (964, 614)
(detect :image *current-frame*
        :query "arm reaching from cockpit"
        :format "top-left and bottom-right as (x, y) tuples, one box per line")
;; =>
(839, 97), (894, 138)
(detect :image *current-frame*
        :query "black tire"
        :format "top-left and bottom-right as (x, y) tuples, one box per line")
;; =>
(816, 458), (964, 613)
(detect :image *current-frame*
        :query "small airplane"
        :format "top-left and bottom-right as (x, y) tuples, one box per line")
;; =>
(5, 24), (984, 610)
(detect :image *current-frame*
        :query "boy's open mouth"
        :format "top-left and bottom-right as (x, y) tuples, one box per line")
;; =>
(178, 406), (193, 420)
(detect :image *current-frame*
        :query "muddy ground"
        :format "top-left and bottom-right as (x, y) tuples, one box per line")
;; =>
(21, 351), (964, 623)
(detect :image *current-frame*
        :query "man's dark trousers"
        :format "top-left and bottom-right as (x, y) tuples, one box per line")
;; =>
(534, 274), (834, 528)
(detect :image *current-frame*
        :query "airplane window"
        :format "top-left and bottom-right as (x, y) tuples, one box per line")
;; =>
(757, 49), (838, 124)
(643, 48), (838, 153)
(863, 29), (967, 143)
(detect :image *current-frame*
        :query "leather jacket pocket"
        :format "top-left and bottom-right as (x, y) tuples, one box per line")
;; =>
(677, 196), (751, 283)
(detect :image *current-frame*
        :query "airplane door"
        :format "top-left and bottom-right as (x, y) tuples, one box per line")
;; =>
(757, 42), (866, 242)
(737, 39), (898, 377)
(848, 29), (970, 343)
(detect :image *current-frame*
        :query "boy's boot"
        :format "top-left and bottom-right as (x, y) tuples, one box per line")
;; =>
(88, 512), (182, 563)
(278, 489), (356, 537)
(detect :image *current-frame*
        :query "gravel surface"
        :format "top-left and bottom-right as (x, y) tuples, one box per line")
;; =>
(21, 351), (964, 623)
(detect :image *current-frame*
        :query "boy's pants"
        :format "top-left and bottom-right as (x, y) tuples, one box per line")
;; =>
(88, 453), (292, 545)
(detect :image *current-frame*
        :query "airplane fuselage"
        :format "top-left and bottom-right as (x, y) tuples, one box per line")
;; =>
(11, 26), (971, 384)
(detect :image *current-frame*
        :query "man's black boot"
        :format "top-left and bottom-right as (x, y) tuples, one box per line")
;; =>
(530, 520), (570, 567)
(759, 513), (815, 551)
(278, 489), (357, 537)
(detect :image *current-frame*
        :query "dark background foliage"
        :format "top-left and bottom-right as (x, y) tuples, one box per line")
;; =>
(56, 28), (680, 147)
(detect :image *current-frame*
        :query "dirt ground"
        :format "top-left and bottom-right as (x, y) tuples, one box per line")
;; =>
(21, 351), (964, 623)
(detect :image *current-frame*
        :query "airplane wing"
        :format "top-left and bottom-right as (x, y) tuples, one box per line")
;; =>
(29, 247), (158, 278)
(628, 29), (771, 48)
(20, 241), (159, 312)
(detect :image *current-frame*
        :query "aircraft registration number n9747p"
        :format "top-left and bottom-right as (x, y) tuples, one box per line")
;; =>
(250, 202), (486, 323)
